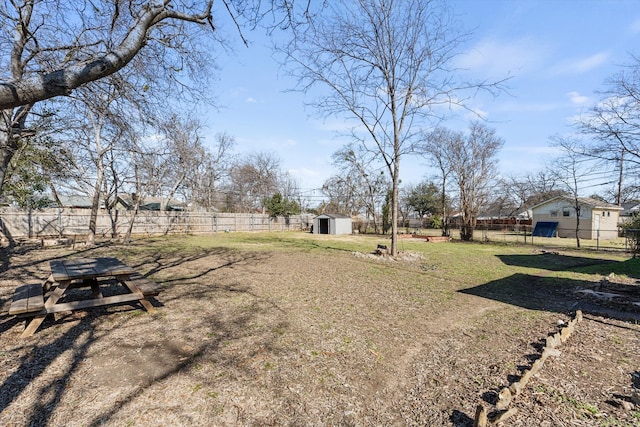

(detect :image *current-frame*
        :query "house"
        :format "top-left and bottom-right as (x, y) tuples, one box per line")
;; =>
(116, 194), (186, 211)
(620, 200), (640, 222)
(313, 214), (352, 235)
(46, 194), (96, 209)
(531, 196), (622, 240)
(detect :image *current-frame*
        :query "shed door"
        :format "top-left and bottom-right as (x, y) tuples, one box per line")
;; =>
(319, 218), (330, 234)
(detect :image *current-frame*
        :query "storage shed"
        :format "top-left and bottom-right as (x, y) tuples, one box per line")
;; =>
(531, 196), (622, 240)
(313, 214), (352, 235)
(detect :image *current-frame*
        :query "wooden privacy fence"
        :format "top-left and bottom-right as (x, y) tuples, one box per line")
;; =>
(0, 208), (315, 241)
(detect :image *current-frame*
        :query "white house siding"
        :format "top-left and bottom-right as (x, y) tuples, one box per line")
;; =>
(592, 208), (620, 239)
(532, 198), (621, 240)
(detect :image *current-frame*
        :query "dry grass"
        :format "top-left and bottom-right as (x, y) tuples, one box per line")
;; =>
(0, 233), (639, 426)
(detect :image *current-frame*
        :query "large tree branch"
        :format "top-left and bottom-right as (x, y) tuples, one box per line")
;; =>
(0, 1), (213, 110)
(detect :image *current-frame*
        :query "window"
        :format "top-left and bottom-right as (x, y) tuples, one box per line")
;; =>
(607, 211), (610, 217)
(550, 210), (558, 217)
(563, 209), (570, 217)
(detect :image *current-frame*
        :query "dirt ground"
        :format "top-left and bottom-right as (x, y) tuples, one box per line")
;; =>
(0, 237), (639, 426)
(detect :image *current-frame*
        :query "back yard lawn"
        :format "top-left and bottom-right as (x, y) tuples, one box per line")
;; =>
(0, 233), (639, 426)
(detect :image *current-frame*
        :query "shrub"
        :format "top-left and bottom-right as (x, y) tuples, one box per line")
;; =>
(622, 215), (640, 257)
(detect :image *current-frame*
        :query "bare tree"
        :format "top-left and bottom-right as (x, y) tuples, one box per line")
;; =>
(225, 152), (282, 212)
(549, 136), (599, 248)
(122, 136), (162, 244)
(53, 78), (139, 244)
(430, 123), (503, 241)
(0, 1), (216, 199)
(332, 144), (387, 233)
(421, 127), (456, 236)
(0, 0), (312, 200)
(320, 176), (360, 216)
(284, 0), (504, 255)
(496, 172), (563, 220)
(183, 132), (236, 210)
(150, 115), (207, 211)
(577, 55), (640, 205)
(43, 60), (153, 244)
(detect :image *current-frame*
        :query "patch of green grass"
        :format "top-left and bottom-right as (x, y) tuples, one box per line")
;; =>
(577, 257), (640, 279)
(537, 385), (602, 418)
(104, 233), (637, 323)
(533, 384), (547, 393)
(577, 402), (599, 415)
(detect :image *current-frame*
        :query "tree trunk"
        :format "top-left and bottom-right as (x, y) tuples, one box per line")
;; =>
(390, 161), (400, 256)
(616, 149), (624, 206)
(575, 204), (581, 248)
(0, 110), (19, 201)
(441, 175), (449, 237)
(87, 164), (104, 245)
(87, 110), (106, 245)
(124, 200), (141, 244)
(162, 171), (186, 211)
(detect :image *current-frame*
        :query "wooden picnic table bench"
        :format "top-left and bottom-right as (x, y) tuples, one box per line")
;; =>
(10, 257), (162, 338)
(9, 284), (45, 316)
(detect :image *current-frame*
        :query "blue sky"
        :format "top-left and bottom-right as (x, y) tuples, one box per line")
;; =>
(205, 0), (640, 200)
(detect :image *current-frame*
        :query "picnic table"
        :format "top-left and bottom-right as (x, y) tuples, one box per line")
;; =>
(9, 257), (161, 338)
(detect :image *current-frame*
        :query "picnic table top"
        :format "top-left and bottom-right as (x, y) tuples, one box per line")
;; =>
(50, 257), (136, 282)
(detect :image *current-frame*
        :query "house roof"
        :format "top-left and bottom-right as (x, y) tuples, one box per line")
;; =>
(117, 195), (185, 210)
(530, 195), (623, 211)
(51, 194), (95, 208)
(621, 201), (640, 216)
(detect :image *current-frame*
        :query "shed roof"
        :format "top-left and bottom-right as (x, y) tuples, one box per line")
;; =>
(315, 213), (351, 219)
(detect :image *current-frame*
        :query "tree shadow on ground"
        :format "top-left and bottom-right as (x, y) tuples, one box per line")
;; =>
(0, 246), (280, 426)
(459, 273), (640, 322)
(0, 240), (113, 278)
(83, 279), (287, 426)
(496, 252), (622, 273)
(133, 247), (270, 283)
(0, 314), (98, 425)
(450, 409), (474, 426)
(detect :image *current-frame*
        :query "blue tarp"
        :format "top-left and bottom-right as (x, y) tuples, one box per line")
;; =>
(532, 221), (558, 237)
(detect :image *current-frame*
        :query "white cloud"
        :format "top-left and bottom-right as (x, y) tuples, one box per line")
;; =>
(455, 37), (547, 77)
(567, 91), (590, 106)
(246, 97), (258, 103)
(629, 18), (640, 34)
(465, 107), (489, 120)
(552, 52), (609, 74)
